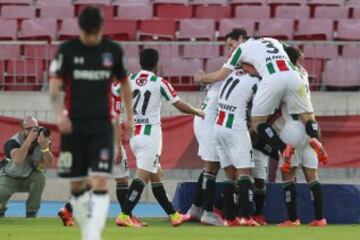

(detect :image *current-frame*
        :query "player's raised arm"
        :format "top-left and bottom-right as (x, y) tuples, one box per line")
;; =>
(194, 68), (232, 84)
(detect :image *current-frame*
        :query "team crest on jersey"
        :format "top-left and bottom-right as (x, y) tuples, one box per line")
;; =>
(102, 53), (113, 68)
(136, 76), (148, 86)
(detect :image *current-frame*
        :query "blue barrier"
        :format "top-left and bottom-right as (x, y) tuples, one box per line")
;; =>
(173, 182), (360, 224)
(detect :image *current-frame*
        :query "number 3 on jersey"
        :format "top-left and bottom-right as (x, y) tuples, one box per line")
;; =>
(133, 89), (152, 115)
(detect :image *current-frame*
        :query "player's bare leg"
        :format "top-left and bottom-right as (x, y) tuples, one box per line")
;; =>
(251, 116), (295, 171)
(302, 167), (327, 227)
(222, 166), (240, 226)
(299, 113), (329, 164)
(149, 169), (190, 227)
(278, 168), (300, 227)
(236, 168), (258, 226)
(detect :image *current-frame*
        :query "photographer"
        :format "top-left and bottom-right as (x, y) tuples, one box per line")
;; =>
(0, 116), (53, 218)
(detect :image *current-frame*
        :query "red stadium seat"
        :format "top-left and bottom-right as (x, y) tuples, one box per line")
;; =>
(275, 6), (310, 19)
(139, 19), (177, 41)
(103, 19), (137, 41)
(342, 45), (360, 59)
(75, 0), (112, 4)
(143, 44), (180, 62)
(304, 59), (323, 90)
(39, 6), (75, 19)
(0, 20), (17, 40)
(191, 0), (228, 5)
(122, 45), (139, 59)
(153, 0), (189, 4)
(24, 44), (52, 60)
(58, 19), (79, 40)
(36, 0), (72, 6)
(77, 4), (114, 20)
(117, 5), (153, 20)
(0, 5), (35, 20)
(303, 44), (339, 59)
(4, 59), (43, 91)
(0, 45), (21, 60)
(347, 0), (360, 7)
(194, 5), (231, 20)
(234, 6), (270, 19)
(336, 19), (360, 40)
(0, 0), (32, 5)
(353, 7), (360, 18)
(178, 19), (215, 41)
(0, 60), (5, 88)
(183, 45), (220, 59)
(314, 6), (348, 19)
(267, 0), (305, 5)
(155, 5), (192, 19)
(18, 19), (57, 41)
(126, 58), (141, 74)
(229, 0), (265, 5)
(294, 19), (333, 40)
(205, 58), (224, 73)
(323, 59), (360, 87)
(307, 0), (344, 6)
(258, 19), (294, 40)
(113, 0), (150, 5)
(218, 19), (256, 40)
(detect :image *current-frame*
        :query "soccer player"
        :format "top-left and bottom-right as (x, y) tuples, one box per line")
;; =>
(49, 7), (133, 240)
(194, 37), (328, 171)
(116, 48), (205, 227)
(187, 28), (248, 226)
(214, 68), (260, 226)
(276, 46), (327, 227)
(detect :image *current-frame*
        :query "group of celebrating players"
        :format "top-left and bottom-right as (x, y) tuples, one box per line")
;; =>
(49, 6), (328, 240)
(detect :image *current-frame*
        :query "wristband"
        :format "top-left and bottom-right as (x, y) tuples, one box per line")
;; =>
(41, 147), (50, 153)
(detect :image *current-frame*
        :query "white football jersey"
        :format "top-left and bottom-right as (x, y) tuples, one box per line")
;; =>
(223, 38), (295, 77)
(215, 69), (259, 131)
(201, 81), (223, 121)
(129, 70), (179, 126)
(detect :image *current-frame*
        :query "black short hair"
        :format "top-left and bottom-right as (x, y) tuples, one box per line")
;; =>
(284, 45), (302, 65)
(225, 28), (247, 41)
(139, 48), (159, 71)
(78, 6), (103, 34)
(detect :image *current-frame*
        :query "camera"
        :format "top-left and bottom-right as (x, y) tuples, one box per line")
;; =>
(33, 126), (51, 138)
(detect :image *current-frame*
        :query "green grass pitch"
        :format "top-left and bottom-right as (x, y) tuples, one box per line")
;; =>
(0, 218), (359, 240)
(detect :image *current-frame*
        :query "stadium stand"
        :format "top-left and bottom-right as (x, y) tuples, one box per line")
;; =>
(139, 19), (177, 41)
(294, 19), (334, 40)
(178, 19), (215, 41)
(336, 19), (360, 40)
(0, 5), (35, 20)
(218, 19), (256, 40)
(103, 19), (137, 41)
(36, 0), (72, 6)
(342, 44), (360, 59)
(39, 6), (75, 19)
(18, 19), (57, 41)
(58, 18), (79, 40)
(275, 6), (310, 19)
(194, 5), (231, 20)
(155, 4), (192, 19)
(117, 4), (153, 20)
(258, 18), (294, 40)
(234, 5), (271, 18)
(0, 20), (17, 40)
(323, 59), (360, 88)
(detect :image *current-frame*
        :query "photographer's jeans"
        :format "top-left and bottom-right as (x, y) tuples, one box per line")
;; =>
(0, 170), (45, 217)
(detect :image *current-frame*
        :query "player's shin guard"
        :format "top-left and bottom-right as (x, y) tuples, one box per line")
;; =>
(257, 123), (287, 153)
(222, 180), (236, 221)
(151, 182), (176, 215)
(70, 189), (91, 240)
(309, 181), (324, 220)
(192, 171), (204, 207)
(87, 191), (110, 240)
(253, 186), (266, 216)
(237, 176), (253, 218)
(122, 178), (145, 216)
(116, 183), (129, 211)
(202, 172), (216, 212)
(283, 181), (298, 222)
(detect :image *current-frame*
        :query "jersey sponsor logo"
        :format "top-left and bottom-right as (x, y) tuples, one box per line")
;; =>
(102, 52), (113, 68)
(265, 55), (287, 62)
(134, 118), (150, 124)
(74, 56), (84, 65)
(218, 103), (237, 112)
(73, 70), (111, 81)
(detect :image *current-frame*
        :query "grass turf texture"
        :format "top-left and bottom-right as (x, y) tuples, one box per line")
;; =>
(0, 218), (359, 240)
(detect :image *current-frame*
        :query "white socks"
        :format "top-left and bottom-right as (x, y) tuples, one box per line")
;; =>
(71, 191), (110, 240)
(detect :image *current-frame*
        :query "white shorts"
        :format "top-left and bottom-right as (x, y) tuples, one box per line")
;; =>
(280, 120), (318, 169)
(193, 116), (219, 162)
(112, 145), (129, 179)
(251, 71), (314, 117)
(130, 125), (162, 174)
(214, 125), (253, 169)
(253, 149), (268, 180)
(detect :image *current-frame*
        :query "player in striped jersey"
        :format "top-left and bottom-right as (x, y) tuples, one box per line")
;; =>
(195, 37), (328, 171)
(187, 28), (248, 226)
(214, 69), (260, 226)
(116, 49), (204, 227)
